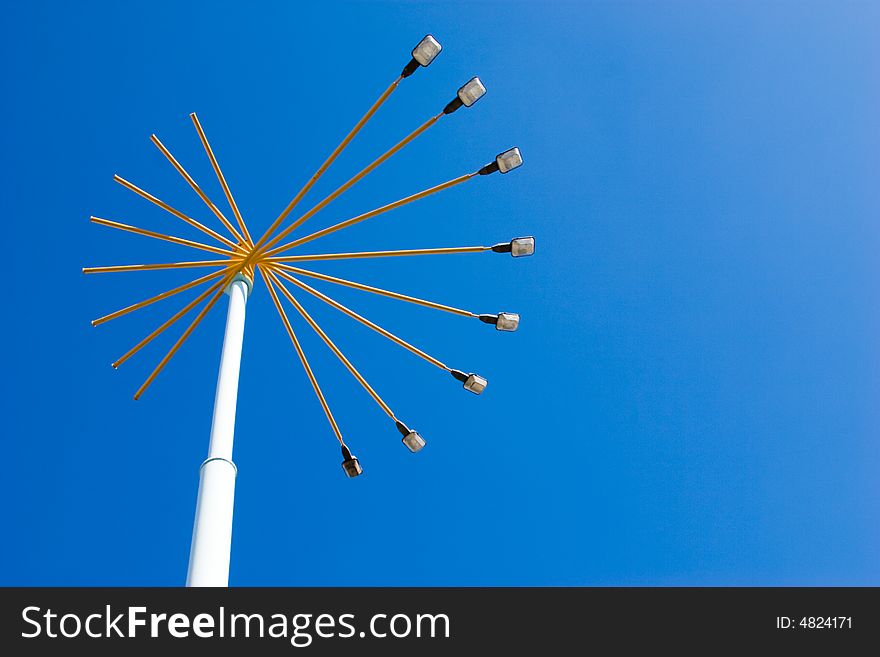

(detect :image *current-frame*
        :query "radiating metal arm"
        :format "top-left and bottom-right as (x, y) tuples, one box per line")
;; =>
(114, 175), (243, 251)
(92, 268), (228, 327)
(264, 268), (397, 420)
(134, 281), (231, 400)
(113, 271), (235, 369)
(270, 267), (450, 372)
(253, 76), (403, 253)
(90, 216), (236, 257)
(267, 245), (492, 264)
(190, 113), (253, 246)
(255, 112), (444, 256)
(150, 134), (247, 246)
(83, 258), (240, 275)
(260, 268), (344, 444)
(272, 263), (477, 318)
(262, 172), (478, 258)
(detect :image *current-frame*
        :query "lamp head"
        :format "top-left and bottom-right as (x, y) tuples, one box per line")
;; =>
(464, 373), (488, 394)
(396, 421), (426, 453)
(402, 35), (442, 77)
(450, 369), (488, 395)
(496, 147), (524, 173)
(443, 76), (487, 114)
(510, 236), (535, 257)
(340, 444), (363, 477)
(478, 312), (520, 332)
(478, 147), (524, 175)
(491, 236), (535, 257)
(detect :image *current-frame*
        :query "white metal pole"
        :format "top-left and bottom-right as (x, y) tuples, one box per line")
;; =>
(186, 273), (252, 587)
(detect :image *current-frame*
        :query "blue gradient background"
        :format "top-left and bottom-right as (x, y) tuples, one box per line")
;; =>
(1, 1), (878, 585)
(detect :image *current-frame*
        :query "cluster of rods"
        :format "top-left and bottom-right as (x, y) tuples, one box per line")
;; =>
(84, 36), (533, 475)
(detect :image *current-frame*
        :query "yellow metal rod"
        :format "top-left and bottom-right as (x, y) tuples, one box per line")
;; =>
(260, 268), (344, 443)
(114, 174), (242, 252)
(150, 134), (247, 246)
(265, 267), (396, 420)
(267, 245), (492, 263)
(113, 272), (235, 369)
(273, 263), (477, 318)
(90, 216), (236, 257)
(256, 112), (443, 257)
(262, 172), (478, 258)
(253, 75), (402, 254)
(271, 268), (449, 371)
(190, 113), (253, 246)
(92, 268), (227, 327)
(134, 281), (229, 400)
(83, 258), (239, 275)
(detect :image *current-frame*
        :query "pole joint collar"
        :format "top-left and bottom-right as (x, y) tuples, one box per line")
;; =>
(225, 273), (253, 298)
(199, 456), (238, 476)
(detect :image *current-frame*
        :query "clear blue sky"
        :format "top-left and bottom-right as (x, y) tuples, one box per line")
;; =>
(1, 1), (878, 586)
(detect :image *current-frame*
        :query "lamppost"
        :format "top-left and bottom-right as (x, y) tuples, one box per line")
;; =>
(84, 35), (535, 586)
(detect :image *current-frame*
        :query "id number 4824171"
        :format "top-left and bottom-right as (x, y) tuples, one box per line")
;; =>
(776, 616), (852, 629)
